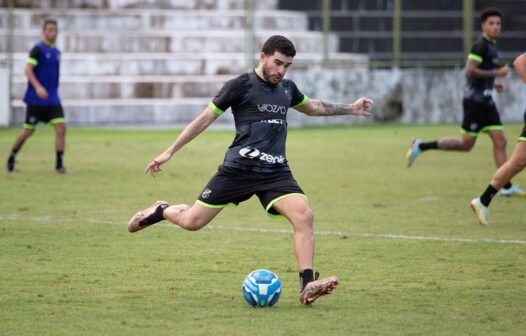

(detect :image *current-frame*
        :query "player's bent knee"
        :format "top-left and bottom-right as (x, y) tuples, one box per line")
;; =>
(293, 208), (314, 230)
(496, 138), (507, 149)
(179, 213), (208, 231)
(55, 125), (66, 136)
(22, 129), (35, 138)
(461, 141), (475, 151)
(515, 156), (526, 170)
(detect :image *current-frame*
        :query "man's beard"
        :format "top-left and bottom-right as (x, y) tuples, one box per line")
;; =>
(262, 63), (282, 84)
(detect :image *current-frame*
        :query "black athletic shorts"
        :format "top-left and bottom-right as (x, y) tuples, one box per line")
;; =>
(24, 104), (65, 129)
(197, 165), (306, 219)
(461, 98), (503, 136)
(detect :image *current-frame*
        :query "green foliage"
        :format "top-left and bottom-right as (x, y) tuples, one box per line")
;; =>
(1, 124), (525, 335)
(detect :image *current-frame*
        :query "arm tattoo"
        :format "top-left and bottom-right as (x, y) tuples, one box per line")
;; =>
(321, 101), (352, 115)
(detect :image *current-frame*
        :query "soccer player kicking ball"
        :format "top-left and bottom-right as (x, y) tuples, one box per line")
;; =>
(128, 35), (374, 305)
(471, 52), (526, 225)
(405, 7), (524, 196)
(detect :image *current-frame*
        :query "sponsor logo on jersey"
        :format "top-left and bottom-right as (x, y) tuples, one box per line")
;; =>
(258, 104), (287, 114)
(261, 119), (285, 125)
(239, 147), (285, 164)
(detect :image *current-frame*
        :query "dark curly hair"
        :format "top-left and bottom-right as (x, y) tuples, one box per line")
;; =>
(261, 35), (296, 57)
(481, 7), (503, 23)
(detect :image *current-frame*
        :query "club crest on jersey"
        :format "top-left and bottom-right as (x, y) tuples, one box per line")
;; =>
(201, 188), (212, 199)
(258, 104), (287, 114)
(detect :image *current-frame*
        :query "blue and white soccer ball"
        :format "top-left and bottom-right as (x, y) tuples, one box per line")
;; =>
(242, 269), (282, 307)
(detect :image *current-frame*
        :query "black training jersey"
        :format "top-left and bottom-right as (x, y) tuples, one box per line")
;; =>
(209, 70), (309, 173)
(464, 36), (499, 103)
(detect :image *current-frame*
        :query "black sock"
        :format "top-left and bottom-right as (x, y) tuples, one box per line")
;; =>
(299, 269), (320, 291)
(419, 141), (438, 151)
(8, 148), (18, 162)
(480, 185), (498, 207)
(502, 182), (512, 190)
(299, 269), (314, 291)
(139, 203), (169, 227)
(56, 150), (64, 169)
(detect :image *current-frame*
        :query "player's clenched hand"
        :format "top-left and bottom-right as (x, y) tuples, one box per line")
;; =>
(494, 83), (506, 93)
(351, 97), (374, 116)
(496, 64), (509, 77)
(144, 152), (171, 176)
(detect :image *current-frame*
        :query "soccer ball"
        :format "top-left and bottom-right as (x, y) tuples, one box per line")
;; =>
(242, 269), (282, 307)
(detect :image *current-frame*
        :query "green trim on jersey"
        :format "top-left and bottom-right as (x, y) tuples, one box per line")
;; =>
(23, 123), (37, 129)
(49, 117), (65, 124)
(27, 57), (38, 65)
(195, 200), (236, 209)
(292, 95), (310, 109)
(208, 102), (224, 116)
(461, 125), (503, 137)
(460, 128), (479, 137)
(265, 193), (308, 220)
(468, 53), (483, 63)
(518, 137), (526, 142)
(480, 125), (504, 133)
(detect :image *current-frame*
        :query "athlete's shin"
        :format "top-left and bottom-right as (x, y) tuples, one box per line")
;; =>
(290, 208), (315, 271)
(293, 226), (314, 271)
(489, 131), (508, 167)
(54, 123), (66, 152)
(438, 135), (476, 151)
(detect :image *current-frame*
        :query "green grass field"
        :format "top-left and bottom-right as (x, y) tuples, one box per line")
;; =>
(1, 124), (525, 335)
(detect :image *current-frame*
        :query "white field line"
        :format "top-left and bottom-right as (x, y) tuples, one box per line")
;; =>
(2, 213), (526, 245)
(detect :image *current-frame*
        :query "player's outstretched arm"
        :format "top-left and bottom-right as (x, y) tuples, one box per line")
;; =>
(514, 52), (526, 84)
(295, 97), (374, 117)
(145, 107), (218, 176)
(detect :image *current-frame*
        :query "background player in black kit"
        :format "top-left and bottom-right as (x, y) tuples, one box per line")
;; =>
(127, 35), (374, 305)
(405, 7), (524, 196)
(471, 52), (526, 225)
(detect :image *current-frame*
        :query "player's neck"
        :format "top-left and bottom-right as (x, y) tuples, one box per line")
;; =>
(254, 67), (267, 82)
(42, 39), (56, 47)
(482, 33), (497, 44)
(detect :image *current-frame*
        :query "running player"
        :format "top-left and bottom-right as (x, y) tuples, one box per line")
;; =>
(6, 19), (68, 174)
(471, 52), (526, 225)
(405, 7), (524, 196)
(127, 35), (374, 305)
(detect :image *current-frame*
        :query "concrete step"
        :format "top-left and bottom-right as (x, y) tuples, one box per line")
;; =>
(10, 98), (231, 127)
(5, 52), (248, 76)
(2, 9), (308, 32)
(10, 95), (371, 128)
(11, 75), (231, 99)
(1, 30), (339, 53)
(0, 0), (278, 10)
(3, 52), (367, 76)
